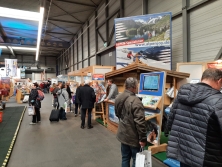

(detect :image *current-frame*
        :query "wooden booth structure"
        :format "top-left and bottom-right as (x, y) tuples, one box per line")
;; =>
(68, 65), (115, 82)
(177, 61), (222, 86)
(105, 63), (190, 154)
(68, 65), (115, 121)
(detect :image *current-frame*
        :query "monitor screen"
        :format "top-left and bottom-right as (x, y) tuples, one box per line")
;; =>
(143, 74), (160, 91)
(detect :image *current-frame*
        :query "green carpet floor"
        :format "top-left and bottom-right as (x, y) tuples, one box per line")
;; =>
(96, 118), (169, 162)
(0, 106), (25, 166)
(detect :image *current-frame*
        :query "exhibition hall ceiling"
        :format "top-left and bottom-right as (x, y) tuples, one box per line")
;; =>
(0, 0), (103, 59)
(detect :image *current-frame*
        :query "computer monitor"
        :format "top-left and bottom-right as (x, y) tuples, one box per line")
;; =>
(139, 72), (165, 96)
(143, 74), (160, 92)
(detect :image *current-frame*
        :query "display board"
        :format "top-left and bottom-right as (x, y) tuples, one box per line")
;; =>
(177, 63), (204, 83)
(138, 71), (166, 146)
(108, 104), (119, 124)
(115, 12), (172, 70)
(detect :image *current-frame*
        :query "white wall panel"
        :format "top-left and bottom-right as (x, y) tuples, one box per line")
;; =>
(74, 39), (77, 64)
(83, 60), (88, 68)
(89, 16), (95, 56)
(124, 0), (142, 17)
(109, 14), (117, 46)
(90, 56), (96, 66)
(190, 0), (222, 62)
(109, 0), (119, 16)
(78, 32), (82, 61)
(148, 0), (181, 15)
(78, 62), (82, 70)
(98, 24), (106, 50)
(83, 24), (88, 59)
(172, 17), (183, 70)
(189, 0), (203, 6)
(70, 43), (74, 68)
(46, 73), (56, 79)
(97, 4), (105, 26)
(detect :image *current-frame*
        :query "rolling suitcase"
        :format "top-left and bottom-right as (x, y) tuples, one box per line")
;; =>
(49, 109), (60, 122)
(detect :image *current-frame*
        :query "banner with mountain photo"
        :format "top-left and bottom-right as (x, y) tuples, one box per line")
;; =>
(115, 12), (172, 70)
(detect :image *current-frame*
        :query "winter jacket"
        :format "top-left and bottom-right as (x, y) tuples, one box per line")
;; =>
(78, 85), (96, 109)
(75, 86), (82, 104)
(29, 88), (41, 108)
(115, 89), (147, 148)
(66, 86), (72, 99)
(166, 83), (222, 167)
(57, 88), (69, 109)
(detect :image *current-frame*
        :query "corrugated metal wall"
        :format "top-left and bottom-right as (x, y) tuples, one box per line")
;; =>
(189, 0), (222, 62)
(124, 0), (142, 17)
(58, 0), (222, 73)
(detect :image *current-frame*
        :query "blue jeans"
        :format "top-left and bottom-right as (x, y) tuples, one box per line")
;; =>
(121, 143), (140, 167)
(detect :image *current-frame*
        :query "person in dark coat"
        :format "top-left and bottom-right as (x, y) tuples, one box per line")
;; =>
(29, 82), (42, 125)
(165, 68), (222, 167)
(66, 84), (72, 112)
(52, 83), (61, 109)
(74, 84), (83, 117)
(115, 77), (147, 167)
(78, 80), (96, 129)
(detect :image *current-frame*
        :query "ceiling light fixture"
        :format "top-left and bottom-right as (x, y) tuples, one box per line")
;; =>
(12, 47), (36, 51)
(0, 7), (40, 21)
(36, 7), (44, 61)
(0, 46), (7, 49)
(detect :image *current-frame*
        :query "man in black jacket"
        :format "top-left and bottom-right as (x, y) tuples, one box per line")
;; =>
(78, 80), (96, 129)
(166, 68), (222, 167)
(115, 77), (147, 167)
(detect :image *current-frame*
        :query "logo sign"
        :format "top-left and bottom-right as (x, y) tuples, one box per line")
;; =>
(92, 74), (105, 80)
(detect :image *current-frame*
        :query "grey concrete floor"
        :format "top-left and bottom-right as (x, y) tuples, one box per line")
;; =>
(6, 94), (167, 167)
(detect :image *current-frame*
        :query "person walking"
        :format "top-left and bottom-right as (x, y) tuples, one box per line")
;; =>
(74, 84), (83, 117)
(57, 83), (69, 120)
(165, 68), (222, 167)
(52, 83), (61, 109)
(78, 80), (96, 129)
(29, 83), (42, 125)
(115, 77), (147, 167)
(66, 84), (72, 112)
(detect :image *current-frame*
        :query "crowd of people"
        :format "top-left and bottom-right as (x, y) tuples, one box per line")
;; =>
(26, 69), (222, 167)
(28, 79), (119, 130)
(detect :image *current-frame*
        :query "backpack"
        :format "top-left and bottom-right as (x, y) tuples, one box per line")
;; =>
(37, 90), (45, 100)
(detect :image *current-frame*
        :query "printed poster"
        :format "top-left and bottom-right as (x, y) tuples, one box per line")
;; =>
(115, 12), (172, 70)
(108, 104), (119, 124)
(5, 59), (17, 77)
(92, 74), (105, 80)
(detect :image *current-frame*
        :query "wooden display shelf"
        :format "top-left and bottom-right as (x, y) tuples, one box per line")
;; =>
(145, 113), (160, 121)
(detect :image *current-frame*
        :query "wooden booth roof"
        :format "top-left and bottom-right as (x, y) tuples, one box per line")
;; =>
(105, 64), (190, 79)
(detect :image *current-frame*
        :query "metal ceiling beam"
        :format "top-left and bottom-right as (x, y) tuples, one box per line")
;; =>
(90, 0), (97, 7)
(51, 1), (83, 23)
(48, 18), (82, 24)
(0, 41), (69, 48)
(48, 21), (74, 35)
(0, 23), (6, 42)
(55, 0), (96, 7)
(46, 31), (73, 36)
(6, 46), (16, 57)
(46, 33), (70, 42)
(50, 9), (93, 18)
